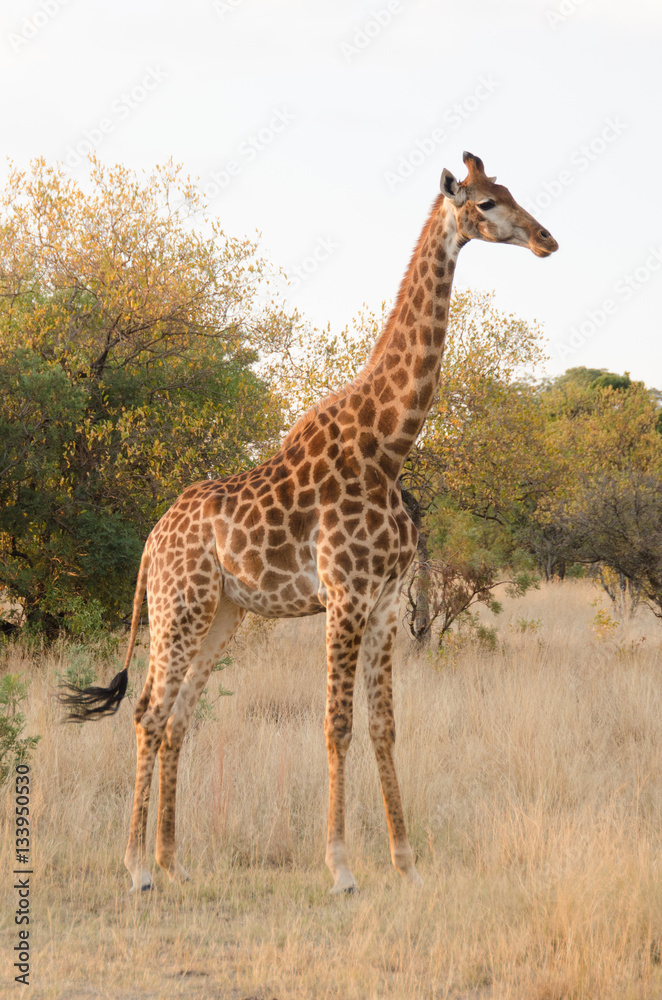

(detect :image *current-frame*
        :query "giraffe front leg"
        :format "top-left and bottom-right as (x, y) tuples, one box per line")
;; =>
(362, 584), (422, 887)
(324, 597), (364, 894)
(325, 707), (356, 894)
(155, 596), (246, 884)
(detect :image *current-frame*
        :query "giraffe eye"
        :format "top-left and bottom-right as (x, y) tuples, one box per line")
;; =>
(477, 199), (496, 211)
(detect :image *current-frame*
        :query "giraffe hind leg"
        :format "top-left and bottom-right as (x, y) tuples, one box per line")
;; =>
(125, 719), (161, 892)
(122, 656), (157, 890)
(323, 593), (370, 894)
(124, 593), (226, 892)
(154, 595), (246, 882)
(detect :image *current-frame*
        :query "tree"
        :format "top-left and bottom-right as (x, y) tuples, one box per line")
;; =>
(403, 500), (534, 646)
(412, 291), (550, 511)
(536, 374), (662, 615)
(554, 472), (662, 617)
(259, 304), (381, 424)
(399, 291), (550, 641)
(0, 158), (290, 633)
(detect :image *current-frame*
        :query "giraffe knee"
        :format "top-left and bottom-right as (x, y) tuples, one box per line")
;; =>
(164, 715), (187, 750)
(134, 679), (153, 724)
(139, 712), (155, 733)
(139, 711), (166, 738)
(369, 718), (395, 748)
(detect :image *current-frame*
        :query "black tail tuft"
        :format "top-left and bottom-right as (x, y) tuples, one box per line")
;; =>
(57, 669), (129, 723)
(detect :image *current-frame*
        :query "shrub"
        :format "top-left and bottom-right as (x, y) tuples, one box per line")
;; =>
(0, 673), (40, 785)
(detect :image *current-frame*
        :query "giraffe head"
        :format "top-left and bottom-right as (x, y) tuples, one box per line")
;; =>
(440, 151), (559, 258)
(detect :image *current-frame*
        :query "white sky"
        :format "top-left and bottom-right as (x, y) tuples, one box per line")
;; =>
(3, 0), (661, 385)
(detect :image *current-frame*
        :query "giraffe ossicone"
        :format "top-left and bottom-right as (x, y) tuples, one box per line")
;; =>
(58, 152), (558, 894)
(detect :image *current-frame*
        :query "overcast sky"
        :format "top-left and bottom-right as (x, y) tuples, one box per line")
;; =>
(3, 0), (661, 386)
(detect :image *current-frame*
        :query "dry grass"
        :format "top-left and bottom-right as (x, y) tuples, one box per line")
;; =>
(1, 579), (662, 999)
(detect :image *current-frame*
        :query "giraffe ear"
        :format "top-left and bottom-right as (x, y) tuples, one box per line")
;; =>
(440, 168), (467, 206)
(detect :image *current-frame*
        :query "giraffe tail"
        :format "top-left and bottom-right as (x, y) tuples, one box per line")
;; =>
(57, 542), (150, 724)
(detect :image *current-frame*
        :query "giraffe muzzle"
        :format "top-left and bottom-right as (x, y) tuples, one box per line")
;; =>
(530, 228), (559, 258)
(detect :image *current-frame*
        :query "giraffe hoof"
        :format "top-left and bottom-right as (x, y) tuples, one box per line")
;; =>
(164, 863), (190, 884)
(329, 879), (359, 896)
(129, 879), (155, 894)
(405, 867), (423, 888)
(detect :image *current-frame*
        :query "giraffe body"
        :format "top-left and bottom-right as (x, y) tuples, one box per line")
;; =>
(60, 152), (557, 893)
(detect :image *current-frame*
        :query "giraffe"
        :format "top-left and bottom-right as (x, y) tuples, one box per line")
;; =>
(59, 152), (558, 894)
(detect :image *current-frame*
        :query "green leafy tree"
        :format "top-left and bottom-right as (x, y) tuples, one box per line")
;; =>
(0, 158), (290, 633)
(399, 291), (549, 640)
(404, 501), (535, 646)
(537, 374), (662, 612)
(260, 304), (382, 425)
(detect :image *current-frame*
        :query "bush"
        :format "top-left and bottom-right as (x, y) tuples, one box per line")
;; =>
(0, 673), (40, 785)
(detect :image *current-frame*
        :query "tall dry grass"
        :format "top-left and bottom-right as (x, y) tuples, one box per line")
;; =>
(1, 579), (662, 999)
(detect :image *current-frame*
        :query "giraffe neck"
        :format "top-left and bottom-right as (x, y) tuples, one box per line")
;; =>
(350, 195), (462, 479)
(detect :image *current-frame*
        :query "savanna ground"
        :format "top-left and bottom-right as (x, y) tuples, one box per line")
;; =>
(1, 580), (662, 1000)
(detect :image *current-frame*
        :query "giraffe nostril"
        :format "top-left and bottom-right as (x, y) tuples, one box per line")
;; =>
(539, 229), (550, 240)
